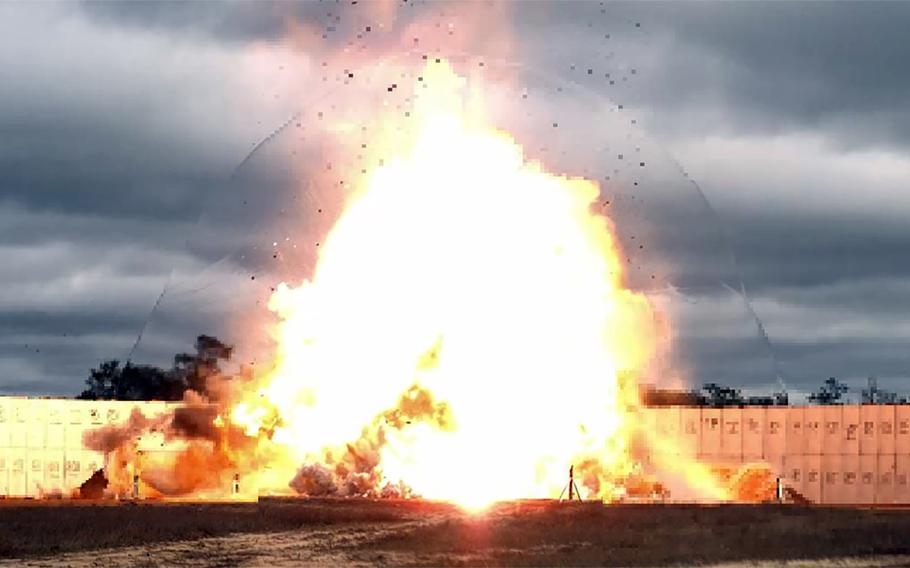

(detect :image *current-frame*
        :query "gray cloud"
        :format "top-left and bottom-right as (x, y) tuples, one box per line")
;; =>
(512, 2), (910, 152)
(73, 1), (910, 149)
(652, 2), (910, 120)
(0, 1), (303, 393)
(0, 2), (299, 219)
(78, 1), (291, 43)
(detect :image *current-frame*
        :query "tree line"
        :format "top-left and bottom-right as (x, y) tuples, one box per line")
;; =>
(77, 335), (232, 401)
(644, 377), (908, 407)
(80, 336), (908, 406)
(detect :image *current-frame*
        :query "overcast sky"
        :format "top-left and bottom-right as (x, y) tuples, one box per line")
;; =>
(1, 1), (908, 400)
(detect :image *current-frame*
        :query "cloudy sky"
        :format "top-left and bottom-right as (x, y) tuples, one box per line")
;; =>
(1, 1), (908, 400)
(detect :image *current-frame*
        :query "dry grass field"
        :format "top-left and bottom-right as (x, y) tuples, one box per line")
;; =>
(1, 498), (910, 566)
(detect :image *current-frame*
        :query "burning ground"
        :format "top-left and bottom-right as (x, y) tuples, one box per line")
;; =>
(2, 499), (910, 566)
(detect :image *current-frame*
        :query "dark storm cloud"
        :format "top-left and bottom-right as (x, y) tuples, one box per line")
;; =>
(78, 0), (424, 49)
(514, 1), (910, 151)
(646, 2), (910, 131)
(763, 277), (910, 322)
(0, 204), (195, 250)
(0, 1), (304, 221)
(724, 210), (910, 292)
(678, 197), (910, 395)
(0, 1), (292, 394)
(0, 309), (148, 338)
(78, 0), (291, 43)
(772, 340), (910, 398)
(0, 93), (220, 219)
(77, 1), (910, 149)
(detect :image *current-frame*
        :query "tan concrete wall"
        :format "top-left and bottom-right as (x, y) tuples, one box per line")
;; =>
(647, 405), (910, 504)
(0, 397), (175, 498)
(2, 398), (909, 503)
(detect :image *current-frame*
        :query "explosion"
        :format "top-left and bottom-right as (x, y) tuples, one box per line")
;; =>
(87, 59), (752, 508)
(240, 60), (657, 509)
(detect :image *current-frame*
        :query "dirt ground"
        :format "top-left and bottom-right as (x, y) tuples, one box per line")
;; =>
(1, 498), (910, 567)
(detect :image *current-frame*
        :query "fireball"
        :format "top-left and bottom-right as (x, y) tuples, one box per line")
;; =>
(229, 60), (660, 509)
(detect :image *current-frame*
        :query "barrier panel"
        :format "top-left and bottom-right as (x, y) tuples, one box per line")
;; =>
(877, 454), (896, 505)
(842, 454), (859, 504)
(66, 423), (87, 453)
(786, 407), (805, 455)
(64, 402), (88, 448)
(657, 406), (681, 457)
(103, 401), (125, 426)
(823, 405), (842, 454)
(80, 449), (104, 490)
(0, 397), (11, 448)
(803, 454), (822, 503)
(0, 452), (7, 496)
(897, 455), (910, 504)
(805, 406), (824, 456)
(47, 398), (66, 449)
(721, 408), (743, 460)
(44, 449), (65, 494)
(700, 408), (722, 458)
(822, 453), (842, 504)
(844, 405), (860, 455)
(859, 454), (876, 504)
(861, 405), (878, 455)
(88, 403), (104, 427)
(765, 407), (787, 463)
(636, 406), (660, 460)
(28, 399), (47, 450)
(897, 406), (910, 455)
(26, 448), (44, 496)
(742, 407), (763, 460)
(64, 451), (84, 493)
(8, 449), (26, 496)
(680, 407), (700, 457)
(878, 406), (897, 455)
(10, 400), (28, 447)
(783, 453), (803, 495)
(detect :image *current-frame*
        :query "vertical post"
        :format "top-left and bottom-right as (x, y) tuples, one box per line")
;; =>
(568, 465), (575, 501)
(133, 449), (142, 500)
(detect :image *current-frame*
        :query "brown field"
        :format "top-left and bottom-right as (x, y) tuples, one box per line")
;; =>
(1, 498), (910, 567)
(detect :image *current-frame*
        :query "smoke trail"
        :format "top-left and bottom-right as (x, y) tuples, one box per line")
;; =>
(666, 154), (788, 395)
(124, 272), (172, 366)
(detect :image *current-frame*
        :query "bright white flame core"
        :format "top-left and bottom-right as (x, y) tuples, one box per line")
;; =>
(244, 61), (657, 509)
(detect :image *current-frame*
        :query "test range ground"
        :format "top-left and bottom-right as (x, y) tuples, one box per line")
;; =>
(1, 498), (910, 566)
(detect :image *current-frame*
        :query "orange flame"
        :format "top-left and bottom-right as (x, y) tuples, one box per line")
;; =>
(226, 60), (660, 509)
(87, 59), (748, 508)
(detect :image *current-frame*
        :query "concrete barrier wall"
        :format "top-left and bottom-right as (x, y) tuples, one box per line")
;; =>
(2, 398), (909, 503)
(0, 398), (175, 498)
(643, 405), (910, 505)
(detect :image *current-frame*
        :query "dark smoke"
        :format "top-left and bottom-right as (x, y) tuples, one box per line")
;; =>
(82, 407), (169, 453)
(171, 405), (220, 440)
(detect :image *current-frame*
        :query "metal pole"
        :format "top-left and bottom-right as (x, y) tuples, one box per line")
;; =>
(568, 466), (575, 501)
(133, 449), (142, 500)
